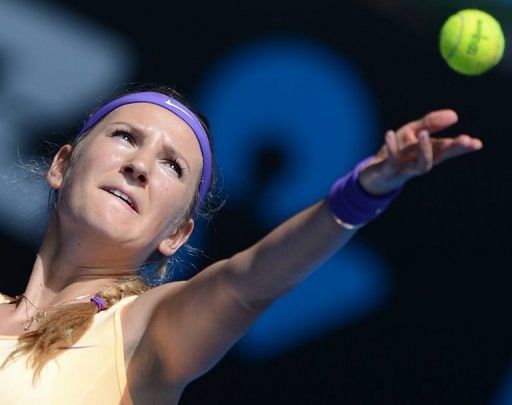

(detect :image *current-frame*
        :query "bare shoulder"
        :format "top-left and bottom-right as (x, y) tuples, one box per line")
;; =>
(121, 259), (258, 386)
(120, 259), (233, 356)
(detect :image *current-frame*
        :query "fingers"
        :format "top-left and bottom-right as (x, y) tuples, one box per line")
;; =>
(456, 134), (483, 150)
(378, 112), (482, 189)
(432, 135), (483, 164)
(395, 127), (417, 150)
(416, 130), (433, 173)
(385, 130), (399, 163)
(394, 110), (457, 150)
(405, 109), (459, 135)
(383, 129), (433, 179)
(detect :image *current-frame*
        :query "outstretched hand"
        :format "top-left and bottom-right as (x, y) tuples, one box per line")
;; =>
(359, 110), (483, 195)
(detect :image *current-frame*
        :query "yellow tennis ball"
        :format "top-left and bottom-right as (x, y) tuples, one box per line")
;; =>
(439, 9), (505, 75)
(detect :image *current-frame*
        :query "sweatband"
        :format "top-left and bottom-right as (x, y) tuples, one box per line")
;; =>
(78, 91), (212, 205)
(328, 157), (402, 228)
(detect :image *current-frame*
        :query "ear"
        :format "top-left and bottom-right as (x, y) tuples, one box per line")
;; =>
(157, 219), (195, 257)
(47, 145), (73, 190)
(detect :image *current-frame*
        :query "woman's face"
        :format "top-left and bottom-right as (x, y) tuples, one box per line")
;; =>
(49, 103), (203, 262)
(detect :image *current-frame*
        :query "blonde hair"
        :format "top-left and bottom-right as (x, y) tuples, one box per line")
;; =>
(1, 276), (150, 383)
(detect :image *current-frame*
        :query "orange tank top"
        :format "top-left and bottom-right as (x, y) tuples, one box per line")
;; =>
(0, 293), (137, 404)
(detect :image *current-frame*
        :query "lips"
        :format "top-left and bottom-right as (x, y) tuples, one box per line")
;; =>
(101, 186), (139, 213)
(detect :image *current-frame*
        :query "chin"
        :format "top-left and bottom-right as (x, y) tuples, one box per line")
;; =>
(61, 202), (137, 243)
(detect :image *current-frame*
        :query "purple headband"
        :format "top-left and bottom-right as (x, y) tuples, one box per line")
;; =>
(78, 91), (212, 204)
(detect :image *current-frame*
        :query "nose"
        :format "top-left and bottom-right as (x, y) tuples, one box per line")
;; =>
(122, 159), (148, 184)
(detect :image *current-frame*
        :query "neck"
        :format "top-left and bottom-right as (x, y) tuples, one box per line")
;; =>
(20, 212), (140, 310)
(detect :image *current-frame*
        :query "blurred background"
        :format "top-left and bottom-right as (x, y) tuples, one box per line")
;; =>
(1, 0), (512, 403)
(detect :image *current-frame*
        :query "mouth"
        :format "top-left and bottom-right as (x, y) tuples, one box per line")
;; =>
(101, 187), (138, 213)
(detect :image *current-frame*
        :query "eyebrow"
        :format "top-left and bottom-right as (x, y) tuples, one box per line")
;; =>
(108, 121), (191, 173)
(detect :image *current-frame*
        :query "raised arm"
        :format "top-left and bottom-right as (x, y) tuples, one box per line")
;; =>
(216, 110), (483, 307)
(124, 109), (482, 387)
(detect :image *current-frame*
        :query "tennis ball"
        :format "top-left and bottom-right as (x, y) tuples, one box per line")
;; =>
(439, 9), (505, 75)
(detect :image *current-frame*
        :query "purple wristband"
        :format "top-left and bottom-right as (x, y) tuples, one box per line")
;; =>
(327, 157), (401, 226)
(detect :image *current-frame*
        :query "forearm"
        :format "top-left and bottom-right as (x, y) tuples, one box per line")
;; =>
(226, 199), (358, 308)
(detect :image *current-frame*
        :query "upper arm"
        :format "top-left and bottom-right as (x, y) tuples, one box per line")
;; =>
(122, 201), (352, 386)
(122, 259), (268, 385)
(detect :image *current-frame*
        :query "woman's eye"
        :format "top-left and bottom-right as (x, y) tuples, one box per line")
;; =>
(112, 130), (135, 144)
(167, 160), (183, 177)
